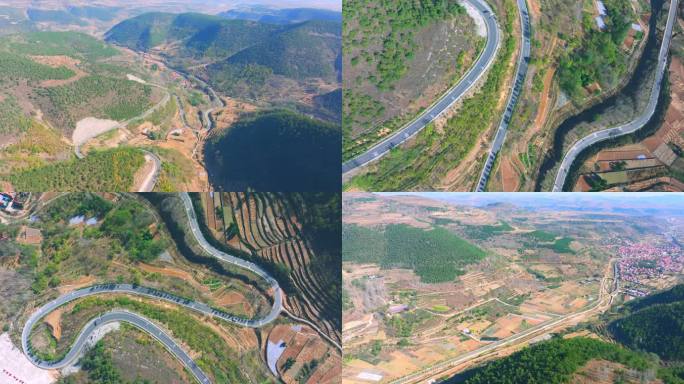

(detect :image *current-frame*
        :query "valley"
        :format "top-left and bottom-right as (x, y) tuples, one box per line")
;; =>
(0, 2), (341, 192)
(341, 193), (684, 383)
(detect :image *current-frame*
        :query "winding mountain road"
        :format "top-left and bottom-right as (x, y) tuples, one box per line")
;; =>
(476, 0), (531, 191)
(341, 0), (501, 175)
(73, 78), (169, 192)
(179, 192), (283, 323)
(137, 150), (162, 193)
(173, 69), (226, 131)
(21, 193), (284, 383)
(552, 0), (678, 192)
(73, 88), (170, 160)
(22, 294), (213, 383)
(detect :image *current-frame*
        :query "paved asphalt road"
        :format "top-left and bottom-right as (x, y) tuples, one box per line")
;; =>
(552, 0), (679, 191)
(22, 193), (284, 383)
(180, 192), (283, 325)
(341, 0), (501, 175)
(137, 150), (161, 192)
(476, 0), (531, 191)
(24, 310), (211, 384)
(21, 283), (278, 367)
(174, 68), (225, 131)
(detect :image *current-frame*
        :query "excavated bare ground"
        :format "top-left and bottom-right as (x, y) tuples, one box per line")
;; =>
(268, 324), (341, 384)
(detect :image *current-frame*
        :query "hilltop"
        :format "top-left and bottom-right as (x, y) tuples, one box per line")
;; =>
(0, 31), (163, 191)
(218, 6), (342, 24)
(204, 110), (340, 192)
(105, 12), (341, 112)
(609, 284), (684, 362)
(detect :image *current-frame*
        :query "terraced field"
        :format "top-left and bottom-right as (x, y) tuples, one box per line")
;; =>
(202, 192), (342, 346)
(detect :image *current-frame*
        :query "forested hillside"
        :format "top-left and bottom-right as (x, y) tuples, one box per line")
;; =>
(450, 337), (655, 384)
(344, 0), (464, 90)
(105, 12), (341, 104)
(204, 110), (340, 192)
(609, 284), (684, 362)
(0, 96), (33, 134)
(342, 223), (486, 283)
(621, 284), (684, 312)
(105, 13), (275, 55)
(210, 20), (340, 81)
(35, 75), (151, 132)
(218, 7), (342, 24)
(0, 32), (153, 134)
(342, 0), (479, 162)
(0, 52), (75, 82)
(3, 31), (118, 61)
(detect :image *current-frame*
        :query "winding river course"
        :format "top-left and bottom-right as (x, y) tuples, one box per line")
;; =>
(21, 193), (283, 384)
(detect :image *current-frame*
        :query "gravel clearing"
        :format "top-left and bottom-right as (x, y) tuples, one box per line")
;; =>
(462, 0), (487, 37)
(72, 117), (120, 146)
(0, 333), (58, 384)
(126, 74), (147, 85)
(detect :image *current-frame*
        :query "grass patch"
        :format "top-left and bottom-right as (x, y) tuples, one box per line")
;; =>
(432, 305), (450, 312)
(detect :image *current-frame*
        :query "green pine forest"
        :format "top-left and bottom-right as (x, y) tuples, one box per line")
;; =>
(342, 223), (486, 283)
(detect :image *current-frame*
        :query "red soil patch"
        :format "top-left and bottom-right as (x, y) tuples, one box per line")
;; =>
(213, 290), (244, 306)
(137, 263), (195, 281)
(57, 275), (96, 294)
(43, 307), (63, 341)
(501, 156), (521, 192)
